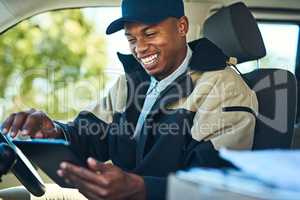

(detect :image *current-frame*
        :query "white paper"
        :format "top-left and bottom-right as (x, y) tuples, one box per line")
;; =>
(220, 149), (300, 191)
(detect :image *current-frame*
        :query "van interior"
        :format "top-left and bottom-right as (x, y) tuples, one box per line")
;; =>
(0, 0), (300, 199)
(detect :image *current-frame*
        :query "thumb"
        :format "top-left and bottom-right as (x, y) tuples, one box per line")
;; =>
(87, 157), (112, 173)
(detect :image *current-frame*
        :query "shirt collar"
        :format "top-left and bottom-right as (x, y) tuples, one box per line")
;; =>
(149, 45), (192, 93)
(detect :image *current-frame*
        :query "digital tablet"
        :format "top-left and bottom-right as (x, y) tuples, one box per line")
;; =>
(0, 133), (45, 196)
(12, 139), (87, 188)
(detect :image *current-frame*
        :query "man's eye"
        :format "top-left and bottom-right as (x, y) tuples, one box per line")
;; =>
(128, 39), (136, 43)
(145, 32), (156, 37)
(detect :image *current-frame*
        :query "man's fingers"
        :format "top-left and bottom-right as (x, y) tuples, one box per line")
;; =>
(1, 109), (36, 135)
(2, 113), (16, 134)
(21, 112), (42, 137)
(33, 131), (44, 139)
(40, 118), (56, 138)
(19, 111), (56, 139)
(63, 172), (108, 199)
(57, 167), (109, 199)
(59, 162), (110, 187)
(10, 112), (28, 137)
(87, 157), (113, 173)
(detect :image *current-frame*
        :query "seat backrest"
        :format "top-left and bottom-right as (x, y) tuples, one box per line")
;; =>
(203, 2), (297, 149)
(244, 69), (297, 149)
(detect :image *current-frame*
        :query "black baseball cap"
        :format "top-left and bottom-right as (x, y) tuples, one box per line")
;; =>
(106, 0), (185, 35)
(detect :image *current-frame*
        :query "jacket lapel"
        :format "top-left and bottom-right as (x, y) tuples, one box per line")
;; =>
(136, 73), (194, 164)
(148, 72), (194, 117)
(117, 52), (151, 131)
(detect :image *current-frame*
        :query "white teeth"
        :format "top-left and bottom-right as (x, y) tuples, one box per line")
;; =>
(141, 54), (158, 65)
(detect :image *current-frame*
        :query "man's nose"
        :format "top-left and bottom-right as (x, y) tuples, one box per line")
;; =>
(135, 39), (149, 56)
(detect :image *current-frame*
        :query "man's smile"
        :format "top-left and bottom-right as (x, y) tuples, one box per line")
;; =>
(139, 53), (160, 69)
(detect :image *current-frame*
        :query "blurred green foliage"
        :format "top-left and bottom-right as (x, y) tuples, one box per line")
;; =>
(0, 9), (107, 120)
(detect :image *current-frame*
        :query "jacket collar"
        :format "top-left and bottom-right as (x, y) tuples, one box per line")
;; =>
(117, 38), (228, 78)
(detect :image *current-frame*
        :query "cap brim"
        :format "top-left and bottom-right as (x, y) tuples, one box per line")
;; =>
(106, 17), (132, 35)
(106, 16), (167, 35)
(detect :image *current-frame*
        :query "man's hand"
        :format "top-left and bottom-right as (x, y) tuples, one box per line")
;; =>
(57, 158), (146, 200)
(1, 108), (62, 139)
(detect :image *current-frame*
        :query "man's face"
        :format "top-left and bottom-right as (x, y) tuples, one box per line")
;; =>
(124, 17), (188, 80)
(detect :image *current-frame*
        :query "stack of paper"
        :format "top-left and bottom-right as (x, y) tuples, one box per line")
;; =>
(220, 149), (300, 191)
(168, 149), (300, 200)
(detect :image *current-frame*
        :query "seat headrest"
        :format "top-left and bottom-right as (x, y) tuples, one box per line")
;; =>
(203, 2), (266, 64)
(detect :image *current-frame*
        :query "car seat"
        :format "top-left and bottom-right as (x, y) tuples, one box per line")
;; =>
(203, 2), (297, 149)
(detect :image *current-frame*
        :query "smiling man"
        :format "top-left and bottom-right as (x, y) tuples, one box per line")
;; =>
(1, 0), (258, 200)
(124, 17), (188, 80)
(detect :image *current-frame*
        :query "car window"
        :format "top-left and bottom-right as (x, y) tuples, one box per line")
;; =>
(237, 22), (299, 74)
(0, 7), (128, 121)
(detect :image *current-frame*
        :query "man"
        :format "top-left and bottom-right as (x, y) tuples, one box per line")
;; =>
(1, 0), (258, 199)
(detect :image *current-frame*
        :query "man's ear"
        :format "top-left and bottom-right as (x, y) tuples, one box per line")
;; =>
(177, 16), (189, 36)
